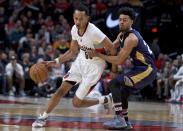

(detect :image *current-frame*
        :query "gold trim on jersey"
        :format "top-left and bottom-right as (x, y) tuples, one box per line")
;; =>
(136, 51), (147, 65)
(130, 65), (153, 84)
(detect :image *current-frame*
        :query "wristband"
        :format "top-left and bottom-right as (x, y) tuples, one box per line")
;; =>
(54, 57), (60, 64)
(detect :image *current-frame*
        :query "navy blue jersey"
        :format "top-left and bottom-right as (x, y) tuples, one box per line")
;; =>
(120, 29), (155, 67)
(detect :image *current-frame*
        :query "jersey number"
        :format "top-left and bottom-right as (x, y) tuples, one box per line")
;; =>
(143, 40), (153, 54)
(85, 52), (89, 59)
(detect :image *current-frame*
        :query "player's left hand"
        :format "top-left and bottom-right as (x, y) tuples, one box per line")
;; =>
(86, 49), (98, 58)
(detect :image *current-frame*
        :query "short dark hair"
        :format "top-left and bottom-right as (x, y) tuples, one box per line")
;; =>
(74, 3), (89, 16)
(118, 7), (136, 20)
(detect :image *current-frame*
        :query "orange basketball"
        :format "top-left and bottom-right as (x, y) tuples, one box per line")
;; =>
(29, 63), (49, 83)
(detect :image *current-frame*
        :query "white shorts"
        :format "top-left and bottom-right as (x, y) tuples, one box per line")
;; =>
(63, 59), (105, 100)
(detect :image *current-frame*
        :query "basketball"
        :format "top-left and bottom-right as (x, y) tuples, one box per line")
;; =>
(29, 63), (49, 83)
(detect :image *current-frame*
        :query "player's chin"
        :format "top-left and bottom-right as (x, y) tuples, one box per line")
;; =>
(119, 27), (124, 32)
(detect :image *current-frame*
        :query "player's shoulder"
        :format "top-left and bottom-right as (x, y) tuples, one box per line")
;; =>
(88, 22), (99, 31)
(127, 32), (138, 42)
(124, 32), (138, 47)
(88, 22), (95, 27)
(88, 23), (104, 37)
(71, 25), (78, 36)
(71, 25), (77, 32)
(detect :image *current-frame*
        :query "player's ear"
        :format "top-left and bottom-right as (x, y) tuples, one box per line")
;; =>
(131, 19), (134, 25)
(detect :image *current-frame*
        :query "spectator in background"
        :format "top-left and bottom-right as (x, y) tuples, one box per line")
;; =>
(156, 61), (171, 99)
(0, 7), (7, 49)
(36, 24), (50, 44)
(56, 15), (71, 40)
(37, 36), (48, 57)
(176, 55), (183, 68)
(21, 52), (35, 94)
(52, 35), (71, 73)
(37, 12), (45, 27)
(5, 16), (16, 35)
(0, 61), (5, 94)
(150, 37), (161, 59)
(128, 0), (143, 7)
(0, 51), (6, 95)
(169, 62), (183, 103)
(61, 18), (71, 39)
(168, 59), (180, 93)
(156, 53), (166, 71)
(45, 16), (54, 31)
(30, 45), (39, 63)
(54, 0), (70, 13)
(8, 24), (25, 50)
(0, 51), (8, 66)
(5, 55), (25, 96)
(57, 15), (67, 31)
(17, 31), (34, 59)
(8, 49), (16, 60)
(26, 11), (36, 27)
(53, 35), (70, 54)
(44, 44), (54, 60)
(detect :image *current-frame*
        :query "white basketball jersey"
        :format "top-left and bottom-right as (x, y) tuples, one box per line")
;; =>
(71, 22), (106, 62)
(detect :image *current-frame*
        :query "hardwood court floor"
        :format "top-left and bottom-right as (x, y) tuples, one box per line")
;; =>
(0, 95), (183, 131)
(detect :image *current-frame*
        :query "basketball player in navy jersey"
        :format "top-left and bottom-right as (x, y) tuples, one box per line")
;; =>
(87, 7), (157, 130)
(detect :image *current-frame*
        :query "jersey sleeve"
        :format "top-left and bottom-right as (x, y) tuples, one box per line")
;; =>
(92, 26), (106, 45)
(71, 26), (77, 40)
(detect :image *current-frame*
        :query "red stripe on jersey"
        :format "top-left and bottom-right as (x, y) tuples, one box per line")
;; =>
(95, 48), (106, 54)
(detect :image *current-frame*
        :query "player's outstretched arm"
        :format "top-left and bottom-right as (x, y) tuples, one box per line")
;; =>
(45, 40), (79, 68)
(88, 33), (137, 65)
(58, 40), (79, 63)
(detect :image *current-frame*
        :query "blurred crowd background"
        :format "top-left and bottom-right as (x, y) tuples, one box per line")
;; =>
(0, 0), (183, 104)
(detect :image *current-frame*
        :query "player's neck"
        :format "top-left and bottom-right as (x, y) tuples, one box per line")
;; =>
(121, 27), (133, 35)
(78, 22), (89, 37)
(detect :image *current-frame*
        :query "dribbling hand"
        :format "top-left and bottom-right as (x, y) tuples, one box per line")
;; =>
(41, 61), (57, 68)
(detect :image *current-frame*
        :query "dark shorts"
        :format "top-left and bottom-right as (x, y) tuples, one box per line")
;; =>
(116, 65), (157, 93)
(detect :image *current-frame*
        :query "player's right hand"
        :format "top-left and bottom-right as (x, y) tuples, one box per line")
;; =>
(41, 61), (57, 68)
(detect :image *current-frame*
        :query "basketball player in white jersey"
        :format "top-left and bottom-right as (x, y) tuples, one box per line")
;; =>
(32, 3), (116, 127)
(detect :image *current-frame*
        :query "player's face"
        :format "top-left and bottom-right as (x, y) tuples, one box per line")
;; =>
(73, 10), (89, 30)
(119, 14), (133, 32)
